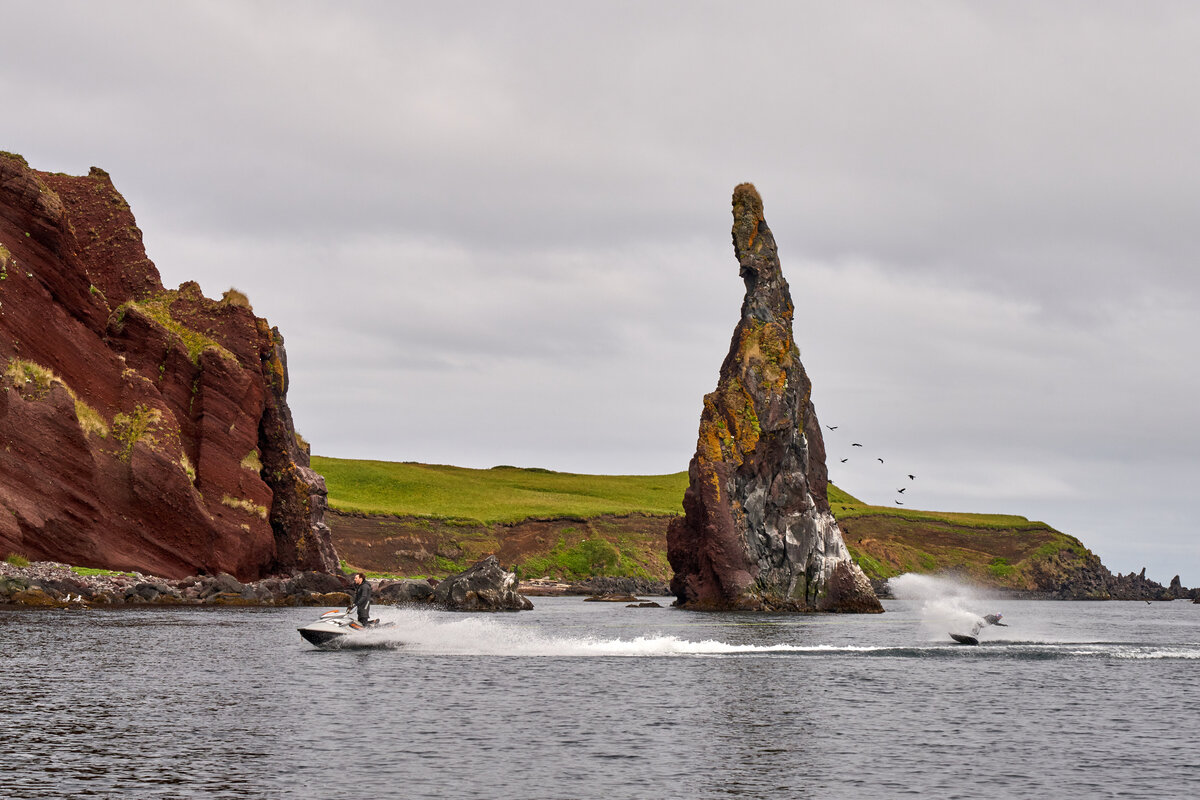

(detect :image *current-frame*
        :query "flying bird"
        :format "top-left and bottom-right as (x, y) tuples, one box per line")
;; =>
(895, 500), (904, 505)
(852, 443), (863, 447)
(908, 474), (915, 480)
(840, 458), (848, 463)
(897, 488), (906, 494)
(826, 425), (838, 430)
(877, 458), (884, 464)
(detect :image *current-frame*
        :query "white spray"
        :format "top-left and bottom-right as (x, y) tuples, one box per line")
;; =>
(889, 573), (1002, 641)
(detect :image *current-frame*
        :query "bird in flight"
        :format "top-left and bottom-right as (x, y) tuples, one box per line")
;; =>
(852, 443), (863, 447)
(908, 474), (915, 480)
(826, 425), (838, 430)
(877, 458), (884, 464)
(895, 500), (904, 505)
(897, 487), (906, 493)
(840, 458), (848, 463)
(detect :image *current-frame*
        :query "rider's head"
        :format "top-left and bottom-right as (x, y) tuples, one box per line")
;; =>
(354, 572), (365, 584)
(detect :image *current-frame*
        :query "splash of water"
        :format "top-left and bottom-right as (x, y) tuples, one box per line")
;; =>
(889, 573), (1004, 641)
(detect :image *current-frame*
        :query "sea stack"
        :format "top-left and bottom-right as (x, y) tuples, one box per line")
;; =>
(667, 184), (882, 613)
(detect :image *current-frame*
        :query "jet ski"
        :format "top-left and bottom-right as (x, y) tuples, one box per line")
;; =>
(950, 612), (1007, 645)
(297, 607), (397, 648)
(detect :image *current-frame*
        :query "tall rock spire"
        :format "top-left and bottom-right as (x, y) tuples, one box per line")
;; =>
(667, 184), (882, 612)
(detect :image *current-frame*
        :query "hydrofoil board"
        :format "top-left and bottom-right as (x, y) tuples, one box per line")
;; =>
(949, 633), (979, 646)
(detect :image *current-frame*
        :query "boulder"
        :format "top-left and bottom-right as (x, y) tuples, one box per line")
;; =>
(433, 556), (533, 611)
(315, 591), (351, 607)
(199, 572), (246, 599)
(10, 587), (60, 607)
(377, 579), (435, 604)
(285, 571), (346, 597)
(667, 184), (881, 613)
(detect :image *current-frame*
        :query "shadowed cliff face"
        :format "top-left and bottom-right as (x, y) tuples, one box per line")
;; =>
(0, 152), (337, 579)
(667, 183), (881, 612)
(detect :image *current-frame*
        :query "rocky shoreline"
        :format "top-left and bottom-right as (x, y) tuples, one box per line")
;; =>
(5, 559), (1193, 609)
(0, 555), (533, 611)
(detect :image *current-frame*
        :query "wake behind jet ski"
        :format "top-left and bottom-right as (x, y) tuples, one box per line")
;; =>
(297, 606), (397, 648)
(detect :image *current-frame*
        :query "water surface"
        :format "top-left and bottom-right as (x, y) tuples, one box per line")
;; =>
(3, 589), (1196, 799)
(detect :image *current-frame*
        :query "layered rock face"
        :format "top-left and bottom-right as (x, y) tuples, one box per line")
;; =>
(0, 152), (336, 580)
(667, 184), (881, 612)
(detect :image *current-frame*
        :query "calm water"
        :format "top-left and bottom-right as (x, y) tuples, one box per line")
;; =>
(3, 577), (1197, 799)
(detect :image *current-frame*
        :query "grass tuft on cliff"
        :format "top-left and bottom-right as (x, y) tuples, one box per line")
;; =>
(5, 358), (109, 438)
(120, 291), (237, 365)
(312, 456), (687, 524)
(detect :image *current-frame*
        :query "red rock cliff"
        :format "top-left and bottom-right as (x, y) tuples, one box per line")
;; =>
(0, 152), (337, 580)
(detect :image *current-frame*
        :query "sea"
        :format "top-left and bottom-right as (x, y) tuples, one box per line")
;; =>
(2, 574), (1196, 800)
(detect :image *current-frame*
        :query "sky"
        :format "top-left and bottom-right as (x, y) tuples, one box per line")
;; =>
(3, 1), (1197, 584)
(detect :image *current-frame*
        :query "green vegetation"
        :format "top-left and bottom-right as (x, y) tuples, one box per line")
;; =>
(119, 292), (236, 365)
(4, 553), (30, 568)
(70, 566), (136, 578)
(522, 538), (623, 580)
(312, 456), (688, 524)
(5, 358), (109, 438)
(221, 494), (268, 519)
(112, 404), (161, 460)
(315, 457), (1091, 589)
(180, 453), (196, 483)
(241, 449), (262, 472)
(989, 557), (1014, 578)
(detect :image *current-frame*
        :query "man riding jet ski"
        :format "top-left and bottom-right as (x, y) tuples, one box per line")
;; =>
(296, 574), (395, 648)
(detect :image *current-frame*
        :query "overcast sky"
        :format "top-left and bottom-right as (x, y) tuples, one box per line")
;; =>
(4, 1), (1197, 584)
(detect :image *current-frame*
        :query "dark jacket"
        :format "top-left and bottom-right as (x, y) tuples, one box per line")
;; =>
(351, 580), (372, 612)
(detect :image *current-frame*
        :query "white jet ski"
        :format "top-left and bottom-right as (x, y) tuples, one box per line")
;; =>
(297, 607), (397, 648)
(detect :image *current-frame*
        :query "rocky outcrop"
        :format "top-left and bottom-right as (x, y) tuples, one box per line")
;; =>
(0, 152), (335, 580)
(433, 555), (533, 611)
(667, 184), (881, 613)
(0, 559), (354, 606)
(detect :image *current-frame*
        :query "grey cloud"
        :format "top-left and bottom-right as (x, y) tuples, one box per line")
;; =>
(3, 1), (1197, 582)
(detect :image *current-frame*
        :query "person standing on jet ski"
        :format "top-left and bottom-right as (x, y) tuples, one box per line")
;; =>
(970, 612), (1007, 636)
(348, 573), (372, 626)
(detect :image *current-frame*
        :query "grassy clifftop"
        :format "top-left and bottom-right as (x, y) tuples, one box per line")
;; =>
(311, 456), (688, 523)
(314, 456), (1094, 587)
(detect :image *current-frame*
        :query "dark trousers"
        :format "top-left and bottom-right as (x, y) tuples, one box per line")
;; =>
(356, 604), (370, 625)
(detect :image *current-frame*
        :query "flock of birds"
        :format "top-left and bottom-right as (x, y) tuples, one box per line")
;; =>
(823, 423), (916, 506)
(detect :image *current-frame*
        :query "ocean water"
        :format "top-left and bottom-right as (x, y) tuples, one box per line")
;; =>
(2, 575), (1197, 799)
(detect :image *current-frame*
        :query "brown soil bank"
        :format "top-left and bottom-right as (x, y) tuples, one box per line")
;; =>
(327, 510), (672, 582)
(330, 505), (1193, 601)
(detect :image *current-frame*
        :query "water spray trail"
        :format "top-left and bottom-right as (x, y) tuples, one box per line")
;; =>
(889, 573), (999, 641)
(367, 608), (884, 657)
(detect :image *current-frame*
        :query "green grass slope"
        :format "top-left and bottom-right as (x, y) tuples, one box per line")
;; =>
(311, 456), (688, 523)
